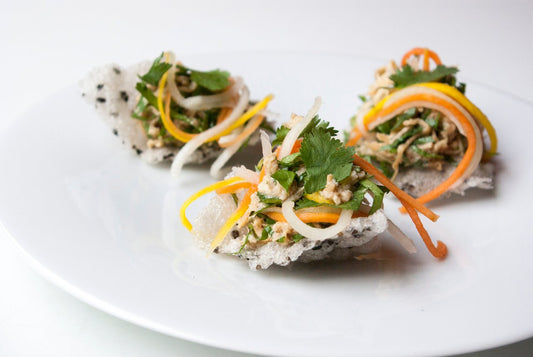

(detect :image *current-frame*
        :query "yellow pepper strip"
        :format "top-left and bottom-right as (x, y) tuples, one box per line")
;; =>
(209, 186), (257, 253)
(415, 82), (497, 159)
(213, 94), (273, 140)
(157, 70), (197, 142)
(304, 192), (334, 205)
(180, 176), (246, 232)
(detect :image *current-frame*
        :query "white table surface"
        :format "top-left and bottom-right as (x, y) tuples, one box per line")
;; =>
(1, 1), (532, 356)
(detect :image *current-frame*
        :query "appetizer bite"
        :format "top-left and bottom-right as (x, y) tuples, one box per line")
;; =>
(347, 47), (497, 202)
(181, 98), (446, 270)
(80, 52), (273, 177)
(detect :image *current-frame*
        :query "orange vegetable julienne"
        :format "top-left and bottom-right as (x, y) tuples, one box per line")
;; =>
(215, 181), (253, 195)
(265, 211), (367, 224)
(346, 129), (362, 147)
(372, 93), (478, 208)
(161, 86), (197, 142)
(401, 47), (442, 69)
(275, 138), (302, 159)
(423, 48), (430, 71)
(399, 198), (447, 258)
(352, 154), (439, 222)
(216, 107), (232, 124)
(218, 114), (265, 148)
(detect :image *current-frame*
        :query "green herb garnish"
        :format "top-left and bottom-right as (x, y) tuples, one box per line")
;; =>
(300, 126), (355, 194)
(390, 64), (459, 88)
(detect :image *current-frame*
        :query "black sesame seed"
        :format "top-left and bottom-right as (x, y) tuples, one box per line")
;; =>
(113, 67), (121, 74)
(132, 145), (142, 155)
(97, 84), (104, 90)
(81, 93), (85, 97)
(231, 230), (239, 238)
(213, 247), (219, 254)
(163, 153), (174, 160)
(120, 91), (129, 102)
(112, 129), (118, 136)
(96, 97), (106, 103)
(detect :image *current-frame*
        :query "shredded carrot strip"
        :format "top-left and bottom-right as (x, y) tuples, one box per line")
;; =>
(275, 138), (302, 159)
(215, 181), (253, 194)
(217, 107), (232, 124)
(401, 47), (442, 68)
(158, 73), (197, 143)
(374, 93), (477, 207)
(179, 176), (245, 231)
(265, 211), (367, 224)
(423, 48), (430, 71)
(399, 198), (447, 258)
(416, 82), (497, 160)
(218, 115), (265, 148)
(209, 186), (257, 252)
(346, 129), (363, 147)
(352, 154), (439, 222)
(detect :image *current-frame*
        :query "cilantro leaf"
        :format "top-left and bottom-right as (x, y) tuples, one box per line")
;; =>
(291, 233), (305, 242)
(190, 69), (230, 91)
(271, 170), (296, 192)
(278, 152), (302, 168)
(300, 127), (355, 194)
(135, 82), (159, 108)
(359, 179), (387, 214)
(138, 53), (173, 86)
(272, 125), (290, 146)
(257, 193), (282, 205)
(390, 64), (459, 88)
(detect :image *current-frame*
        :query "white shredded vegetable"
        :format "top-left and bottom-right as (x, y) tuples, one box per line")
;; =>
(278, 97), (322, 159)
(170, 86), (250, 177)
(386, 219), (417, 254)
(260, 130), (272, 157)
(231, 166), (259, 184)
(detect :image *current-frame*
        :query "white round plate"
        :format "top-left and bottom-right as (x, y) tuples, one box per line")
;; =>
(1, 53), (532, 357)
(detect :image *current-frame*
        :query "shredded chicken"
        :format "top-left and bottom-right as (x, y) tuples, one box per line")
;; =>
(319, 174), (353, 205)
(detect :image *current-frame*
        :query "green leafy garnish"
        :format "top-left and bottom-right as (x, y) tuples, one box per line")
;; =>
(380, 126), (423, 152)
(190, 69), (231, 91)
(359, 179), (386, 214)
(411, 146), (444, 159)
(279, 152), (302, 168)
(257, 193), (282, 205)
(390, 64), (459, 88)
(138, 53), (173, 86)
(291, 233), (305, 242)
(260, 225), (274, 241)
(425, 112), (441, 130)
(271, 170), (296, 192)
(413, 136), (434, 145)
(300, 126), (355, 194)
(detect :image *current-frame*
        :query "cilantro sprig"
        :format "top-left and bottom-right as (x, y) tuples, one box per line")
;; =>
(299, 125), (355, 194)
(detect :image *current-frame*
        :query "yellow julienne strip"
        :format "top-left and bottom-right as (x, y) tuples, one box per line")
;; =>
(209, 186), (256, 253)
(415, 82), (497, 159)
(179, 176), (246, 231)
(157, 69), (195, 143)
(211, 94), (274, 141)
(362, 93), (392, 128)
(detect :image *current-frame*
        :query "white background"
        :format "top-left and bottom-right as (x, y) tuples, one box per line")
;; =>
(1, 1), (532, 356)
